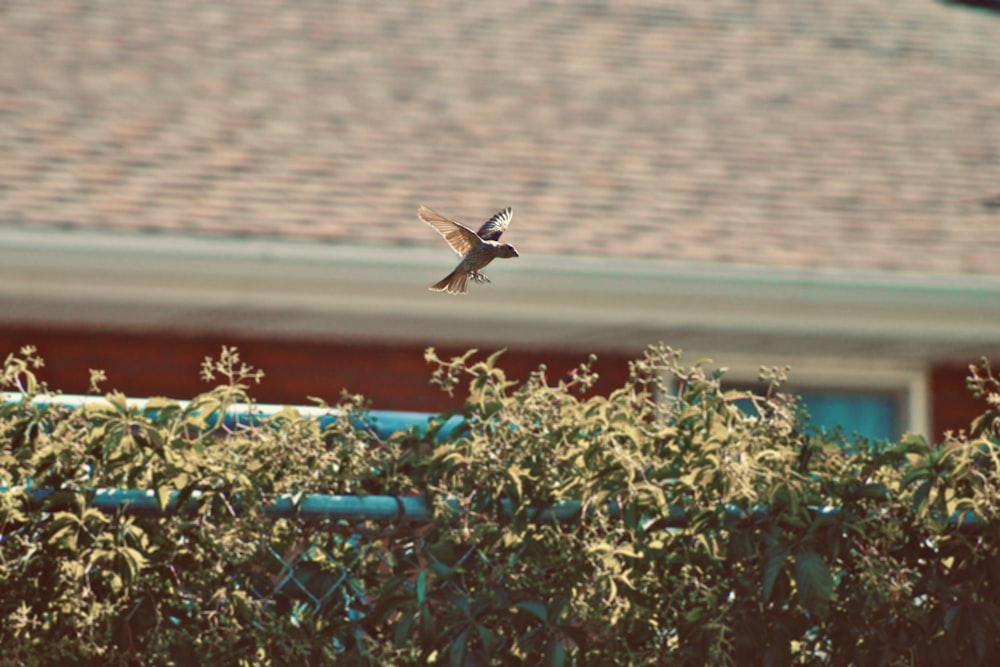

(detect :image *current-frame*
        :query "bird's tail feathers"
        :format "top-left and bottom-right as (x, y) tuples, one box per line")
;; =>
(430, 269), (470, 295)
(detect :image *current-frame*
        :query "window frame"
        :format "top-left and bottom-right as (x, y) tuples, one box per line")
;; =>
(671, 355), (928, 438)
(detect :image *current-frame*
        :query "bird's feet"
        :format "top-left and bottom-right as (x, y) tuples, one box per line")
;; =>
(470, 271), (491, 284)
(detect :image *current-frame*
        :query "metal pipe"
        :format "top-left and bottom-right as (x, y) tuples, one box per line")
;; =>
(15, 487), (691, 525)
(0, 392), (466, 440)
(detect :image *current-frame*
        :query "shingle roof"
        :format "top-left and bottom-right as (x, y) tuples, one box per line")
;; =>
(2, 0), (998, 275)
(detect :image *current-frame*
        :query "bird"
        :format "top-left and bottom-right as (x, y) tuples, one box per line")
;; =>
(419, 205), (519, 295)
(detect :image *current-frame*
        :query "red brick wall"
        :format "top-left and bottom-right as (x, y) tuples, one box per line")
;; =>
(0, 325), (634, 413)
(930, 362), (988, 440)
(2, 325), (988, 438)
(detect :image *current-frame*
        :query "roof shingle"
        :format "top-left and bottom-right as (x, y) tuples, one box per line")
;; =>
(1, 0), (998, 274)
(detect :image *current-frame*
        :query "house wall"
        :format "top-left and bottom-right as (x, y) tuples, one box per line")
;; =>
(0, 325), (988, 440)
(930, 362), (991, 440)
(0, 325), (634, 414)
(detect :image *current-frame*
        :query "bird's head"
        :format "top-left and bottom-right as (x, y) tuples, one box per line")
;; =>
(498, 243), (519, 258)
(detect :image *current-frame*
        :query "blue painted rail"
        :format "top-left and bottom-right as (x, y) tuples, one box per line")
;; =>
(15, 488), (693, 526)
(0, 391), (466, 440)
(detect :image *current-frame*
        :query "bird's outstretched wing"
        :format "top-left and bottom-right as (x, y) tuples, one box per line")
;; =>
(476, 207), (513, 242)
(418, 205), (482, 257)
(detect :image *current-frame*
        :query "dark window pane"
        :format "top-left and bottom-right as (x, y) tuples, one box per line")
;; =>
(796, 390), (901, 441)
(728, 383), (904, 442)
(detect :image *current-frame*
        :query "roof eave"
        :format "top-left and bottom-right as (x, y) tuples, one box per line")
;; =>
(1, 227), (998, 361)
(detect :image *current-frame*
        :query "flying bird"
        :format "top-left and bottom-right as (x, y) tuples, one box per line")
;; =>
(419, 205), (519, 295)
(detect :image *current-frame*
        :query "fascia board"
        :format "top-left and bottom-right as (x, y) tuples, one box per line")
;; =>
(0, 228), (998, 358)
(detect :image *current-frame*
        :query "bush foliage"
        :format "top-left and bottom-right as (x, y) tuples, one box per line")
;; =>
(2, 344), (1000, 665)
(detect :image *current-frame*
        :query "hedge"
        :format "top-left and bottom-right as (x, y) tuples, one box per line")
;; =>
(2, 344), (1000, 665)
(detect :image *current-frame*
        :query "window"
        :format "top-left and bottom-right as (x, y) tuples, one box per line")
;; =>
(794, 387), (903, 441)
(693, 357), (927, 442)
(729, 383), (906, 442)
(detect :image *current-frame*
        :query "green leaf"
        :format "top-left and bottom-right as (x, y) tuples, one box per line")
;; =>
(615, 543), (642, 560)
(155, 486), (173, 512)
(911, 479), (933, 516)
(848, 482), (889, 502)
(476, 624), (499, 654)
(394, 609), (415, 646)
(973, 617), (990, 659)
(142, 396), (180, 419)
(793, 550), (833, 618)
(449, 628), (470, 667)
(83, 401), (118, 419)
(454, 595), (472, 619)
(547, 636), (570, 667)
(47, 512), (79, 548)
(105, 571), (125, 594)
(762, 540), (790, 602)
(900, 465), (930, 489)
(120, 546), (147, 583)
(513, 600), (548, 624)
(421, 607), (437, 643)
(485, 348), (507, 369)
(416, 570), (428, 604)
(106, 390), (129, 413)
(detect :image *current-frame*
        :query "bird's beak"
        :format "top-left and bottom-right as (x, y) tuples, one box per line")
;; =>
(511, 247), (520, 257)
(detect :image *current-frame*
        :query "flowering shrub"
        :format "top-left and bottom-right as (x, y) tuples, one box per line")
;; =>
(2, 345), (999, 665)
